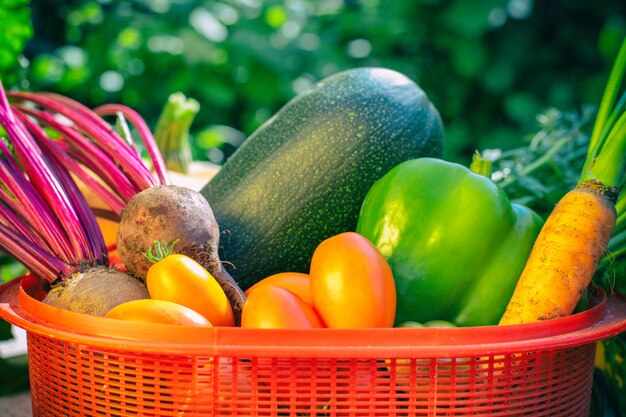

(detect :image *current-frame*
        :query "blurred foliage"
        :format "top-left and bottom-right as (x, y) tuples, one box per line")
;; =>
(0, 0), (32, 86)
(0, 253), (28, 393)
(0, 352), (29, 395)
(1, 0), (624, 165)
(0, 253), (26, 284)
(491, 106), (594, 216)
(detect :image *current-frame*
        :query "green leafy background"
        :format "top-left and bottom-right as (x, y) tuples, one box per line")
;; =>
(3, 0), (625, 165)
(0, 0), (32, 85)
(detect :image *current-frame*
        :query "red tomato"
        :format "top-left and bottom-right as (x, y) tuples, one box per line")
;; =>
(105, 299), (212, 326)
(310, 232), (396, 328)
(146, 254), (235, 327)
(244, 272), (312, 305)
(241, 285), (324, 329)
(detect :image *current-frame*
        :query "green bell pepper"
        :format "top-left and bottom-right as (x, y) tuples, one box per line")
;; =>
(356, 157), (543, 326)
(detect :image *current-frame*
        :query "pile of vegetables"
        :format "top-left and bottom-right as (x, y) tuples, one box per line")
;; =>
(2, 87), (246, 321)
(242, 232), (396, 329)
(1, 68), (427, 330)
(0, 35), (625, 413)
(0, 80), (231, 326)
(1, 37), (625, 328)
(201, 67), (444, 289)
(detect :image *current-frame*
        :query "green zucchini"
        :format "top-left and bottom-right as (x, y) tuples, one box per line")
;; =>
(201, 67), (444, 289)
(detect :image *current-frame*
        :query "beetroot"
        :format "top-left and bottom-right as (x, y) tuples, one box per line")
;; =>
(117, 185), (244, 315)
(0, 82), (148, 316)
(5, 90), (246, 321)
(43, 266), (148, 316)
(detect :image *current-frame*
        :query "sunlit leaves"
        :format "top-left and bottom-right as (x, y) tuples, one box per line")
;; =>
(19, 0), (626, 166)
(0, 0), (32, 78)
(265, 5), (288, 28)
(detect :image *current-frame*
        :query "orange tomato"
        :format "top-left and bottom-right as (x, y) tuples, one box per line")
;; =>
(241, 285), (324, 329)
(146, 254), (235, 327)
(244, 272), (312, 305)
(105, 299), (212, 326)
(310, 232), (396, 328)
(108, 253), (126, 271)
(97, 217), (119, 250)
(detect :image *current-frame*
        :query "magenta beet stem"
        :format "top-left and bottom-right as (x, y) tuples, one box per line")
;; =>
(95, 104), (170, 186)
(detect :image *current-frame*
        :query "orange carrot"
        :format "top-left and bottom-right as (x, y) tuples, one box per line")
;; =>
(499, 184), (616, 324)
(500, 37), (626, 325)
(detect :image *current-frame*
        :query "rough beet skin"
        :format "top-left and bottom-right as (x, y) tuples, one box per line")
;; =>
(116, 185), (245, 321)
(43, 266), (149, 316)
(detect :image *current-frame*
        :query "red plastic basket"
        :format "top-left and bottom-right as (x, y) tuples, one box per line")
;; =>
(2, 274), (626, 417)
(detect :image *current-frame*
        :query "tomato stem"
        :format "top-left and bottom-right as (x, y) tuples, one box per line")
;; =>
(143, 239), (180, 264)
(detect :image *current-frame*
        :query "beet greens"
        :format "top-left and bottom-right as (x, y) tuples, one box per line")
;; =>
(0, 80), (150, 316)
(5, 85), (246, 322)
(0, 80), (105, 280)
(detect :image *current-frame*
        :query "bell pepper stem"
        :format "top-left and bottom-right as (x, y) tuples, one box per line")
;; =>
(469, 150), (492, 178)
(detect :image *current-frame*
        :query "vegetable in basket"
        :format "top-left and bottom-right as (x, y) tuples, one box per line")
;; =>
(201, 67), (445, 290)
(500, 37), (626, 325)
(356, 155), (543, 326)
(245, 272), (312, 304)
(241, 284), (324, 329)
(0, 81), (149, 316)
(152, 92), (221, 190)
(80, 93), (218, 250)
(486, 71), (626, 417)
(144, 241), (235, 327)
(4, 89), (246, 321)
(241, 231), (396, 329)
(153, 92), (199, 175)
(105, 299), (212, 326)
(309, 232), (396, 328)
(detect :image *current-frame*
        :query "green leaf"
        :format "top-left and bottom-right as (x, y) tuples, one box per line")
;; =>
(441, 0), (507, 37)
(0, 354), (29, 395)
(0, 0), (33, 72)
(0, 319), (11, 341)
(583, 38), (626, 188)
(0, 257), (26, 284)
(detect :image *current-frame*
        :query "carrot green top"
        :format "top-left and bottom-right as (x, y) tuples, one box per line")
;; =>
(580, 37), (626, 190)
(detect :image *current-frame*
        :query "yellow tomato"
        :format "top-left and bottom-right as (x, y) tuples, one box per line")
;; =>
(146, 254), (235, 327)
(105, 299), (212, 326)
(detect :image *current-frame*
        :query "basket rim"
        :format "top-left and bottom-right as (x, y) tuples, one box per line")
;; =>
(2, 274), (626, 358)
